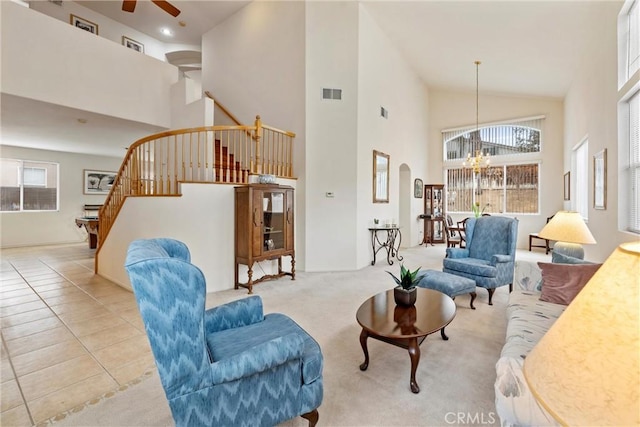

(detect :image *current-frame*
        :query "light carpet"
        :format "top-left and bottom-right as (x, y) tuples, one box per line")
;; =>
(50, 245), (548, 427)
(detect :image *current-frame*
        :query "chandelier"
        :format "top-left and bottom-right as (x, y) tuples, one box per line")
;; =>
(463, 60), (489, 174)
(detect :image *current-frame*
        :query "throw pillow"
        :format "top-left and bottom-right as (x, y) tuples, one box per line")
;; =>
(551, 251), (595, 265)
(538, 262), (601, 305)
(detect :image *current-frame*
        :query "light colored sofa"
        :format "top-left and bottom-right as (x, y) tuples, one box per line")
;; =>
(494, 260), (562, 426)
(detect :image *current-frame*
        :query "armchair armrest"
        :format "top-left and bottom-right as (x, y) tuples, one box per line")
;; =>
(446, 248), (469, 259)
(491, 254), (512, 265)
(205, 295), (264, 333)
(209, 333), (304, 384)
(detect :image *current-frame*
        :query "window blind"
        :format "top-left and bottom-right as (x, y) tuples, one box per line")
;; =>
(629, 90), (639, 233)
(628, 0), (639, 78)
(442, 116), (544, 161)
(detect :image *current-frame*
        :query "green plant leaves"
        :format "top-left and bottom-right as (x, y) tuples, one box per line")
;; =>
(387, 263), (421, 290)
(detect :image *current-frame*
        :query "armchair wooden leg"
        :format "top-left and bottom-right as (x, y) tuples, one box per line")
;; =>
(487, 288), (495, 305)
(302, 409), (319, 427)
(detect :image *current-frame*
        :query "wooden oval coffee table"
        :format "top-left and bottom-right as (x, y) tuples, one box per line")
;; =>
(356, 288), (456, 393)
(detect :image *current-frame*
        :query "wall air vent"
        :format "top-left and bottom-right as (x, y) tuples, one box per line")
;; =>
(381, 106), (388, 119)
(48, 0), (63, 5)
(322, 88), (342, 100)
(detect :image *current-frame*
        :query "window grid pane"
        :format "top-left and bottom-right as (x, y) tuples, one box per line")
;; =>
(628, 0), (639, 77)
(0, 159), (58, 212)
(629, 90), (639, 233)
(443, 117), (543, 161)
(446, 163), (538, 214)
(505, 164), (539, 214)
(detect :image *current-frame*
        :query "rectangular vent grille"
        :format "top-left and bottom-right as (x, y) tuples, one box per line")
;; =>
(381, 106), (388, 119)
(322, 88), (342, 100)
(48, 0), (63, 5)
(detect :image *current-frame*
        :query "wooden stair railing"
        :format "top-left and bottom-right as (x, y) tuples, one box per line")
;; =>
(95, 118), (295, 271)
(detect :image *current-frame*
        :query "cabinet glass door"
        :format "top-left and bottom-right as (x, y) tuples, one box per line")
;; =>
(263, 192), (285, 252)
(433, 188), (443, 218)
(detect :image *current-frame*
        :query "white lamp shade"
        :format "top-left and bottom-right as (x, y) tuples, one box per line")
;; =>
(523, 241), (640, 426)
(538, 211), (596, 244)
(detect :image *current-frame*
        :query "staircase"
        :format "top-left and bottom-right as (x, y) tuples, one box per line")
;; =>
(214, 139), (243, 183)
(95, 115), (295, 272)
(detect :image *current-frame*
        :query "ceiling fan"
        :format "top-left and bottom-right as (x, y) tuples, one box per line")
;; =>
(122, 0), (181, 17)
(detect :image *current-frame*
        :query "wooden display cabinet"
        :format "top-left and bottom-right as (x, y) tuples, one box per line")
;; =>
(422, 184), (445, 244)
(234, 184), (295, 293)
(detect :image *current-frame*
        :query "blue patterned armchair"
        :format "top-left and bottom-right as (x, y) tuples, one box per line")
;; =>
(442, 216), (519, 305)
(125, 238), (323, 427)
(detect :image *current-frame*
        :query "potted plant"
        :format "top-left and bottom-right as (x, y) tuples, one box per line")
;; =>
(471, 202), (490, 218)
(387, 264), (421, 306)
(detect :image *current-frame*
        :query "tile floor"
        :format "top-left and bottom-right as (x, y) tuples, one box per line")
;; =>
(0, 243), (155, 426)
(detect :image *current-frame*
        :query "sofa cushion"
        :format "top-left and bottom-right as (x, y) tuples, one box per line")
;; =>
(495, 357), (559, 426)
(513, 260), (543, 292)
(502, 291), (565, 360)
(538, 262), (601, 305)
(442, 257), (496, 278)
(207, 313), (323, 385)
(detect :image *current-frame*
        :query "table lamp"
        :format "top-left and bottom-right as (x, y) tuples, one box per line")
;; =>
(537, 211), (596, 259)
(523, 241), (640, 426)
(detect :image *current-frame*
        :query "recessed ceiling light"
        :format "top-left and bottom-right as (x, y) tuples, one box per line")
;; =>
(178, 21), (186, 27)
(161, 28), (173, 36)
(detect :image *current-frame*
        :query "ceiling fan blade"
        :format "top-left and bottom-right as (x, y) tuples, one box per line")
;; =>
(151, 0), (181, 17)
(122, 0), (136, 13)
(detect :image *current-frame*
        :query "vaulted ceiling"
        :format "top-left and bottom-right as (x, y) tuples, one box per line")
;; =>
(2, 0), (621, 157)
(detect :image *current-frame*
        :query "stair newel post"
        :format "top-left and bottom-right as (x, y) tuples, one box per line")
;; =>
(131, 148), (140, 196)
(254, 115), (262, 175)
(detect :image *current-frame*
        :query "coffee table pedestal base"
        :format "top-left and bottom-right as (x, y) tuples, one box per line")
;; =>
(359, 327), (448, 394)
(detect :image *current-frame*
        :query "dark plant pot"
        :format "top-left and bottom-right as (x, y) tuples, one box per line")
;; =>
(394, 286), (417, 306)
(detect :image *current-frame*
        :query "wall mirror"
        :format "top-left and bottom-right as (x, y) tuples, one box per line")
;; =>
(373, 150), (390, 203)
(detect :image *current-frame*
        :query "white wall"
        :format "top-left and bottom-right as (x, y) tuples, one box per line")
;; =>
(201, 1), (430, 272)
(98, 180), (296, 293)
(0, 145), (122, 247)
(563, 0), (636, 262)
(428, 90), (565, 250)
(201, 1), (308, 267)
(304, 1), (359, 271)
(2, 1), (178, 128)
(356, 4), (430, 267)
(27, 0), (199, 61)
(169, 78), (214, 129)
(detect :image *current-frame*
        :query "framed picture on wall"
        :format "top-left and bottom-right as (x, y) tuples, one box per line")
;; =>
(70, 14), (98, 35)
(83, 170), (116, 195)
(593, 149), (607, 210)
(122, 36), (144, 53)
(563, 172), (570, 201)
(414, 178), (423, 198)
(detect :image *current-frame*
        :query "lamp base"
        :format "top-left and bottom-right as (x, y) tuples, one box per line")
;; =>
(553, 242), (584, 260)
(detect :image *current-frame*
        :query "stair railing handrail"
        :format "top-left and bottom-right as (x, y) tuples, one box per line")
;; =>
(204, 91), (247, 127)
(95, 119), (295, 271)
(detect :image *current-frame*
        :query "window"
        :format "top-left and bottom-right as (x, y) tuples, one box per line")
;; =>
(443, 116), (543, 161)
(0, 159), (59, 212)
(443, 116), (543, 214)
(618, 0), (640, 235)
(573, 138), (589, 220)
(629, 90), (640, 233)
(446, 164), (539, 215)
(619, 0), (639, 86)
